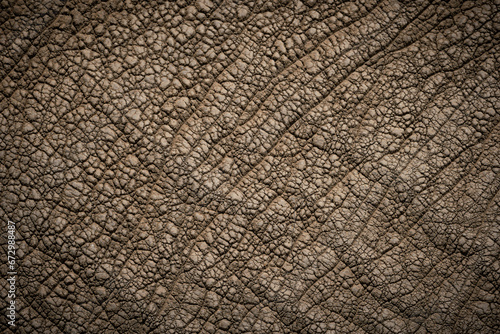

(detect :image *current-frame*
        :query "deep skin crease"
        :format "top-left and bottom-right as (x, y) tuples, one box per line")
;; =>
(1, 0), (499, 333)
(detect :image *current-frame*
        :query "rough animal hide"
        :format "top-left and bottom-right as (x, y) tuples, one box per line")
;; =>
(1, 0), (499, 333)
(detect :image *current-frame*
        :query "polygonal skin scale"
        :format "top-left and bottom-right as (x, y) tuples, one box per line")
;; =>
(1, 0), (499, 333)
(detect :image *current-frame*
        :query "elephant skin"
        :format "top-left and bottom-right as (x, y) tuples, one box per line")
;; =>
(1, 0), (499, 333)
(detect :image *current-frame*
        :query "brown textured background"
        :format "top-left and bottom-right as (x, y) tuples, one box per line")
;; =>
(1, 0), (499, 333)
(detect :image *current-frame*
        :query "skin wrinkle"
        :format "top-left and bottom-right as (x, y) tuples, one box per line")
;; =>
(1, 0), (499, 333)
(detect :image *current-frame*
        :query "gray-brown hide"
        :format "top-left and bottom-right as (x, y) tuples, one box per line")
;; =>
(1, 0), (499, 333)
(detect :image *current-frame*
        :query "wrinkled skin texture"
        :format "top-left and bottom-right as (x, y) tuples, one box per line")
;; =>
(1, 0), (500, 333)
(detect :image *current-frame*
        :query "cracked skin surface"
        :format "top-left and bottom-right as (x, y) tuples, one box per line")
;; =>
(1, 0), (499, 333)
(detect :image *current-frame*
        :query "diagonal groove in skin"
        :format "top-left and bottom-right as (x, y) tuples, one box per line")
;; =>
(375, 127), (500, 326)
(0, 0), (70, 82)
(216, 0), (443, 195)
(448, 180), (500, 332)
(168, 0), (386, 177)
(152, 1), (410, 318)
(272, 46), (455, 271)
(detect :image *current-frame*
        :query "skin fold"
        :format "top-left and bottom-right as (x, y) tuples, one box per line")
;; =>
(1, 0), (499, 333)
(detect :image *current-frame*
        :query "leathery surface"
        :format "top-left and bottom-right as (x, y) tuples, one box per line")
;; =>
(1, 0), (499, 333)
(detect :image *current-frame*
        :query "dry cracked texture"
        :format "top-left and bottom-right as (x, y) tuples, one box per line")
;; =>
(1, 0), (499, 333)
